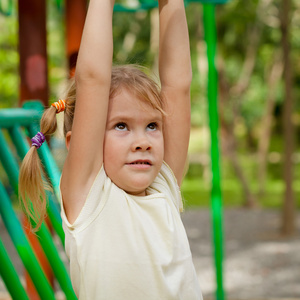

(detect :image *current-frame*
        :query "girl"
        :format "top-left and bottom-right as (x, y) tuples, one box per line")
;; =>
(19, 0), (202, 298)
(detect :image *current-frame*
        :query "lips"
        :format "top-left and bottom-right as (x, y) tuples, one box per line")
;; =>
(127, 160), (152, 166)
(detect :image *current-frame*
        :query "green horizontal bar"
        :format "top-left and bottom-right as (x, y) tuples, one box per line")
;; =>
(187, 0), (229, 3)
(114, 3), (157, 12)
(0, 237), (29, 300)
(113, 0), (228, 12)
(0, 102), (43, 128)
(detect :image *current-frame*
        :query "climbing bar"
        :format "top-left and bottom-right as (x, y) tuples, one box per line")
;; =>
(0, 237), (29, 300)
(0, 131), (75, 298)
(0, 180), (56, 299)
(0, 101), (76, 298)
(203, 3), (225, 300)
(0, 103), (64, 244)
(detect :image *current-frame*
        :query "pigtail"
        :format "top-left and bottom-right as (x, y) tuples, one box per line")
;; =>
(19, 102), (64, 231)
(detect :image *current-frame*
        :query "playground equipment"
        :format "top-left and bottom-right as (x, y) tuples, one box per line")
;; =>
(0, 0), (227, 299)
(0, 101), (76, 299)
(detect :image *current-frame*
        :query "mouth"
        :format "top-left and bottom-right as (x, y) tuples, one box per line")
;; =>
(127, 160), (152, 166)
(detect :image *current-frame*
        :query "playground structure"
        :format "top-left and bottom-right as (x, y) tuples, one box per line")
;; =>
(0, 0), (228, 299)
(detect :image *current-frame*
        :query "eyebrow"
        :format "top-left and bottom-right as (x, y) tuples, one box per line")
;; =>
(108, 113), (163, 124)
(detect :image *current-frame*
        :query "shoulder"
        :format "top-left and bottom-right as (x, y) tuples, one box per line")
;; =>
(60, 165), (110, 229)
(150, 161), (184, 212)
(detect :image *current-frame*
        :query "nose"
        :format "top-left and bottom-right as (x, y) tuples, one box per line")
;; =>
(131, 133), (151, 152)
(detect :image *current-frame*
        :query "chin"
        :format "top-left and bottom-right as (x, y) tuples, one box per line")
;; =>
(125, 181), (152, 196)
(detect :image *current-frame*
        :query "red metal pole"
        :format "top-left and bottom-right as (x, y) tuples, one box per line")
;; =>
(18, 0), (49, 106)
(66, 0), (87, 77)
(18, 1), (53, 297)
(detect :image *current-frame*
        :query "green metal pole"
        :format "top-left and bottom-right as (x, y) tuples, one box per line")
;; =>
(0, 237), (29, 300)
(203, 4), (225, 300)
(0, 130), (76, 299)
(0, 180), (56, 299)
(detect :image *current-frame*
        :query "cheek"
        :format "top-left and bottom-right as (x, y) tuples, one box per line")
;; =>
(155, 135), (164, 159)
(103, 146), (117, 182)
(103, 135), (116, 167)
(103, 133), (125, 174)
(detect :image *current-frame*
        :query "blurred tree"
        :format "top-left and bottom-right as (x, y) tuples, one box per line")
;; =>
(280, 0), (295, 235)
(217, 0), (269, 207)
(212, 0), (299, 209)
(257, 50), (283, 196)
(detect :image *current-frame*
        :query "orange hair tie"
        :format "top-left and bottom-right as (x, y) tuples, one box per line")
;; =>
(51, 99), (66, 113)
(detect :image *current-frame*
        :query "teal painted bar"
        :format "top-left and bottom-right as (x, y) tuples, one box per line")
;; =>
(0, 180), (56, 299)
(203, 4), (225, 300)
(0, 237), (29, 300)
(0, 104), (43, 128)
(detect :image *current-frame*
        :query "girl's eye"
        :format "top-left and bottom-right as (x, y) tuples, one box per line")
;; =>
(147, 122), (157, 131)
(115, 123), (127, 131)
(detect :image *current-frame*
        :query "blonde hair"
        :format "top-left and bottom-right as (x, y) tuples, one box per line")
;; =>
(19, 65), (164, 230)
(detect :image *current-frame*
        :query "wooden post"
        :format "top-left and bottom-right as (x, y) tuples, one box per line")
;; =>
(18, 0), (49, 106)
(66, 0), (87, 77)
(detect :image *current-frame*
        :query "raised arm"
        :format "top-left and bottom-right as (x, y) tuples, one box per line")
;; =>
(158, 0), (192, 186)
(61, 0), (114, 223)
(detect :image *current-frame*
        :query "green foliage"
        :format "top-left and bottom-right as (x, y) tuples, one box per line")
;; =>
(0, 0), (300, 210)
(113, 10), (152, 66)
(0, 8), (18, 108)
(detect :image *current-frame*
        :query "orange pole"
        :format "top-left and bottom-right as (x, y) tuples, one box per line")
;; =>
(66, 0), (87, 77)
(22, 217), (54, 299)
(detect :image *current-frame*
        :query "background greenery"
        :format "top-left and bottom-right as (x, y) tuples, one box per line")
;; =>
(0, 0), (299, 210)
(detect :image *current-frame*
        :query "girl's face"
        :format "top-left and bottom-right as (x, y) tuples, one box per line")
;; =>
(103, 88), (164, 196)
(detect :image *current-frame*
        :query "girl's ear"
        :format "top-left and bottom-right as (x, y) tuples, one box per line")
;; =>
(66, 131), (72, 151)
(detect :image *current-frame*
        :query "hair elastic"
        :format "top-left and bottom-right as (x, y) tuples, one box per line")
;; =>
(31, 132), (46, 149)
(51, 99), (66, 113)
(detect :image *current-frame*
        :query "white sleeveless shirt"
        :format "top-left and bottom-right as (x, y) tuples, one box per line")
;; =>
(61, 162), (202, 299)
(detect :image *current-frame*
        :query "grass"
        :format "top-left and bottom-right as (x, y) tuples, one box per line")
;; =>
(183, 128), (300, 210)
(181, 175), (300, 209)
